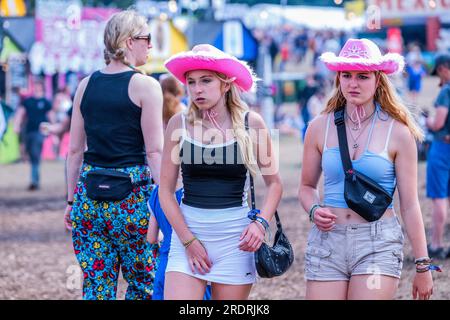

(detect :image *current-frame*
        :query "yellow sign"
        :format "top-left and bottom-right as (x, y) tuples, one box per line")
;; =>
(140, 20), (188, 75)
(345, 0), (365, 18)
(0, 0), (26, 17)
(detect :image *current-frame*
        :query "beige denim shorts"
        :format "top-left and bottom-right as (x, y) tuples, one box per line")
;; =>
(305, 216), (404, 281)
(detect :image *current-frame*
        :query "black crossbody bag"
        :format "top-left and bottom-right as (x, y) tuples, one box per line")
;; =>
(84, 169), (148, 202)
(245, 112), (294, 278)
(334, 109), (395, 222)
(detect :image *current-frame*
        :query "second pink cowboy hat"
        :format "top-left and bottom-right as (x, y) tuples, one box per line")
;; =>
(320, 38), (405, 75)
(164, 44), (257, 92)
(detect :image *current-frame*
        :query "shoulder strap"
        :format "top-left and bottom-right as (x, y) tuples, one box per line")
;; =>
(245, 112), (282, 229)
(323, 113), (331, 151)
(383, 118), (395, 152)
(334, 109), (353, 175)
(364, 108), (378, 151)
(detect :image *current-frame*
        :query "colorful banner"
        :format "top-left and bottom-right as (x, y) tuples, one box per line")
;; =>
(30, 0), (118, 75)
(368, 0), (450, 18)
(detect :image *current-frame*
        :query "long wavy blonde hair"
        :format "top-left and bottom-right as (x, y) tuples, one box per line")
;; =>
(103, 10), (147, 74)
(186, 72), (259, 176)
(323, 71), (424, 141)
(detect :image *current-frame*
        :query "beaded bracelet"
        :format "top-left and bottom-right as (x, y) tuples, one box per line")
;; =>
(414, 257), (442, 273)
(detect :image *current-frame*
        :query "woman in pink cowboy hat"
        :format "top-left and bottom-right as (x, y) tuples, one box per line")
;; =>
(160, 44), (282, 299)
(298, 38), (436, 300)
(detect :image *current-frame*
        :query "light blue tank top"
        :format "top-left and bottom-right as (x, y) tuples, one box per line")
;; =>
(322, 105), (396, 209)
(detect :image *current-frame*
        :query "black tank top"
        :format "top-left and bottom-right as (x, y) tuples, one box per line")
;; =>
(81, 70), (146, 167)
(179, 115), (249, 209)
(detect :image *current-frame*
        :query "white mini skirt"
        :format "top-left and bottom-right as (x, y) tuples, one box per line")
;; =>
(166, 203), (256, 285)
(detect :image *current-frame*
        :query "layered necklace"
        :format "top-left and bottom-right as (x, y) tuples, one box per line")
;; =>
(346, 105), (376, 131)
(345, 106), (376, 149)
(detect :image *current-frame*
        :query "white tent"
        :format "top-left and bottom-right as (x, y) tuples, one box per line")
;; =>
(243, 4), (364, 31)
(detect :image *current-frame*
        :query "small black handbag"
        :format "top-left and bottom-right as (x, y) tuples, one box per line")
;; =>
(334, 109), (395, 222)
(245, 112), (294, 278)
(85, 169), (148, 202)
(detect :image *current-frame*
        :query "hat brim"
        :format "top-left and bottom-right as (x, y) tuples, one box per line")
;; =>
(164, 54), (255, 92)
(320, 52), (405, 75)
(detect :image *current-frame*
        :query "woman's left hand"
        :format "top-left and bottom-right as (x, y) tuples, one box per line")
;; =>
(239, 221), (265, 252)
(412, 271), (433, 300)
(64, 205), (73, 231)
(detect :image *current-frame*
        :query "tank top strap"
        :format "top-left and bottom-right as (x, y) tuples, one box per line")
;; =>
(323, 113), (331, 151)
(364, 106), (378, 151)
(383, 118), (395, 152)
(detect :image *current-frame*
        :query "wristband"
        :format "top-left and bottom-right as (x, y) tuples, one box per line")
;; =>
(414, 257), (431, 264)
(309, 204), (322, 223)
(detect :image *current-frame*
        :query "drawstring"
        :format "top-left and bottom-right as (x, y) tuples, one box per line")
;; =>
(350, 105), (366, 130)
(203, 109), (226, 136)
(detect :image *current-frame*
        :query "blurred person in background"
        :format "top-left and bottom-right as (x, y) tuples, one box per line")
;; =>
(425, 53), (450, 259)
(51, 86), (72, 158)
(405, 59), (426, 106)
(14, 80), (53, 190)
(65, 10), (163, 300)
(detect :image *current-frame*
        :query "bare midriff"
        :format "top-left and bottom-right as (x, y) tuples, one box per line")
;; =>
(327, 207), (395, 224)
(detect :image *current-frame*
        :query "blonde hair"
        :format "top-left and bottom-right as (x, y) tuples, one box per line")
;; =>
(186, 72), (259, 176)
(323, 71), (424, 141)
(103, 10), (147, 74)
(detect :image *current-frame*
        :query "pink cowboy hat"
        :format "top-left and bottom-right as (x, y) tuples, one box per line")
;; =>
(320, 38), (404, 75)
(164, 44), (257, 92)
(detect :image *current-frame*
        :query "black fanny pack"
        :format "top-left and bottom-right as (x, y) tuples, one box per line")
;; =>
(334, 109), (395, 222)
(84, 169), (148, 201)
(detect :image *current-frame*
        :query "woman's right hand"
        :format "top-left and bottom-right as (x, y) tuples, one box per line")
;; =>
(185, 239), (212, 275)
(313, 207), (337, 232)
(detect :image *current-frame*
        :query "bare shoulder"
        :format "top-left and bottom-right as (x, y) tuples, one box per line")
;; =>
(247, 110), (266, 129)
(75, 75), (91, 95)
(73, 75), (91, 105)
(166, 111), (184, 133)
(131, 73), (161, 91)
(307, 113), (329, 137)
(391, 120), (415, 145)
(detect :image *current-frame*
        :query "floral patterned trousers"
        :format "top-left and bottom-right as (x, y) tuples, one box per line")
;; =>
(71, 163), (158, 300)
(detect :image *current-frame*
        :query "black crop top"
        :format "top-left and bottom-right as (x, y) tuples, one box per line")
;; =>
(179, 117), (249, 209)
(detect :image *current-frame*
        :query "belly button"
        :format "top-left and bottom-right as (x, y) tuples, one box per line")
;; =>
(346, 214), (351, 219)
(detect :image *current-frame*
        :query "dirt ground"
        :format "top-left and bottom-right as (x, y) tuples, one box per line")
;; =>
(1, 76), (449, 300)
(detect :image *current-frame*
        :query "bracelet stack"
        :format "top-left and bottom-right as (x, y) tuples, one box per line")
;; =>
(182, 236), (198, 249)
(414, 257), (442, 273)
(247, 209), (271, 242)
(247, 209), (269, 231)
(309, 204), (322, 223)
